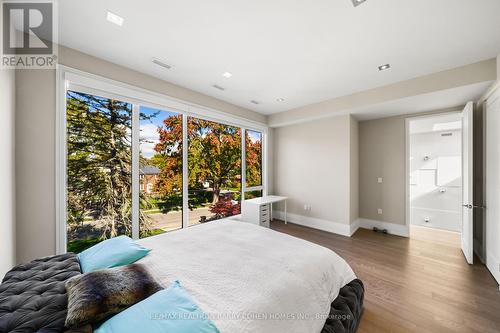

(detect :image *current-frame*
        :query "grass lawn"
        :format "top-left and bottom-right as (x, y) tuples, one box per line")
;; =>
(67, 229), (166, 253)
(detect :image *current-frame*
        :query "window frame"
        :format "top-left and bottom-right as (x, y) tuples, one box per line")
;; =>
(56, 65), (268, 253)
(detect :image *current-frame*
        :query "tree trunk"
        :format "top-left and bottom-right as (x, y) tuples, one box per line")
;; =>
(213, 182), (221, 204)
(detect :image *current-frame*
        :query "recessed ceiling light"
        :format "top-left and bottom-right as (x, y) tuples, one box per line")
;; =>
(250, 100), (260, 105)
(351, 0), (367, 7)
(378, 64), (391, 71)
(277, 98), (285, 102)
(212, 84), (225, 91)
(152, 58), (172, 70)
(222, 72), (233, 78)
(106, 11), (124, 26)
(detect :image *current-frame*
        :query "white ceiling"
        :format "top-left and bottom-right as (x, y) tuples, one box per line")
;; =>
(58, 0), (500, 115)
(351, 81), (492, 121)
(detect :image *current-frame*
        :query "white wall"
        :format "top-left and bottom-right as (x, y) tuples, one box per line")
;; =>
(359, 116), (406, 225)
(0, 69), (16, 277)
(409, 127), (462, 232)
(272, 115), (356, 235)
(15, 69), (57, 263)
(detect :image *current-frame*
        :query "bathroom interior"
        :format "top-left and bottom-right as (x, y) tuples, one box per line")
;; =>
(409, 113), (463, 234)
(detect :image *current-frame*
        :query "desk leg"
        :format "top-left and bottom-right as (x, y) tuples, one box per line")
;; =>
(284, 200), (287, 224)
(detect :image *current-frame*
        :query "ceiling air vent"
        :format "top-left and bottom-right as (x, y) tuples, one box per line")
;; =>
(212, 84), (225, 91)
(351, 0), (367, 7)
(152, 58), (172, 69)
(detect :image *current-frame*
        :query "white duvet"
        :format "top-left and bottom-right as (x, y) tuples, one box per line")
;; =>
(137, 220), (356, 333)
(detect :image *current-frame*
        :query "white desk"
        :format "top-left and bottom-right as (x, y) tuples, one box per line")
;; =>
(241, 195), (288, 227)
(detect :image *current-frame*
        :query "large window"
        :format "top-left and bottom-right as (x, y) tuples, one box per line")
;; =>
(61, 71), (266, 253)
(139, 107), (183, 237)
(66, 91), (133, 252)
(188, 117), (242, 225)
(245, 130), (263, 188)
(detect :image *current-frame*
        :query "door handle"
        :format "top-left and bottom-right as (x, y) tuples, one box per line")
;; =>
(462, 204), (486, 209)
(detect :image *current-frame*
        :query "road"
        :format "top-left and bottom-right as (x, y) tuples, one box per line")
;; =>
(147, 206), (213, 231)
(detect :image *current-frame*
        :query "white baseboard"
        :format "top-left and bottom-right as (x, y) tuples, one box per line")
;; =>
(486, 250), (500, 286)
(354, 218), (410, 237)
(349, 218), (360, 236)
(271, 212), (409, 238)
(272, 211), (351, 237)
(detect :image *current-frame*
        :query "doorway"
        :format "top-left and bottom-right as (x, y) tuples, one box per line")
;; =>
(405, 108), (476, 264)
(408, 113), (463, 232)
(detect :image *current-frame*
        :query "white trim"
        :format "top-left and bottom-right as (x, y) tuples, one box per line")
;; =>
(478, 80), (500, 106)
(131, 105), (140, 239)
(349, 219), (360, 236)
(272, 211), (351, 237)
(356, 218), (410, 237)
(262, 131), (269, 196)
(241, 128), (246, 195)
(486, 250), (500, 286)
(182, 114), (188, 228)
(269, 213), (409, 238)
(404, 117), (412, 238)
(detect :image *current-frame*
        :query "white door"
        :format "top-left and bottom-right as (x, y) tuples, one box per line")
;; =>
(485, 89), (500, 284)
(461, 102), (474, 264)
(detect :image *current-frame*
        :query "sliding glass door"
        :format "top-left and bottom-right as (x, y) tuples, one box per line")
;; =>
(63, 82), (265, 253)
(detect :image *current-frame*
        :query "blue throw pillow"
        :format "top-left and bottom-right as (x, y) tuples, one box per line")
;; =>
(95, 281), (220, 333)
(78, 235), (150, 273)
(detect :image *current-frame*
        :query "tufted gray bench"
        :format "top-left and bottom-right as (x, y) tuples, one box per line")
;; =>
(0, 253), (81, 333)
(321, 279), (364, 333)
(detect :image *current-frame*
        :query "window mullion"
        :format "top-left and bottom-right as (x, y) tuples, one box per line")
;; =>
(241, 128), (246, 199)
(182, 114), (189, 228)
(131, 104), (140, 239)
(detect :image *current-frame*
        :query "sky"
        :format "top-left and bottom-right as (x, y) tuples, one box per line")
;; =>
(139, 106), (262, 159)
(140, 106), (176, 158)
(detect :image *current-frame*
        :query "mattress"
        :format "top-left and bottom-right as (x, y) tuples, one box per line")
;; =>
(137, 220), (357, 333)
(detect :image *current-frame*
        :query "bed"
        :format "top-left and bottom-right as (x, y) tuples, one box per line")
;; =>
(0, 220), (364, 333)
(137, 220), (362, 333)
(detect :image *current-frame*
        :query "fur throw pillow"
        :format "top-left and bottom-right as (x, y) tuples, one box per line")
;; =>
(65, 263), (162, 328)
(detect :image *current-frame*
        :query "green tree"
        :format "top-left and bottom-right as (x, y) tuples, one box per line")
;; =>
(245, 131), (262, 187)
(66, 91), (152, 239)
(154, 116), (244, 204)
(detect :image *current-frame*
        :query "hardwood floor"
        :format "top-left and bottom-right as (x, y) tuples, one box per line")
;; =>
(270, 221), (500, 333)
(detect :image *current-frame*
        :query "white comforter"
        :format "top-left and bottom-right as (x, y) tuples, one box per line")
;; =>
(137, 220), (356, 333)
